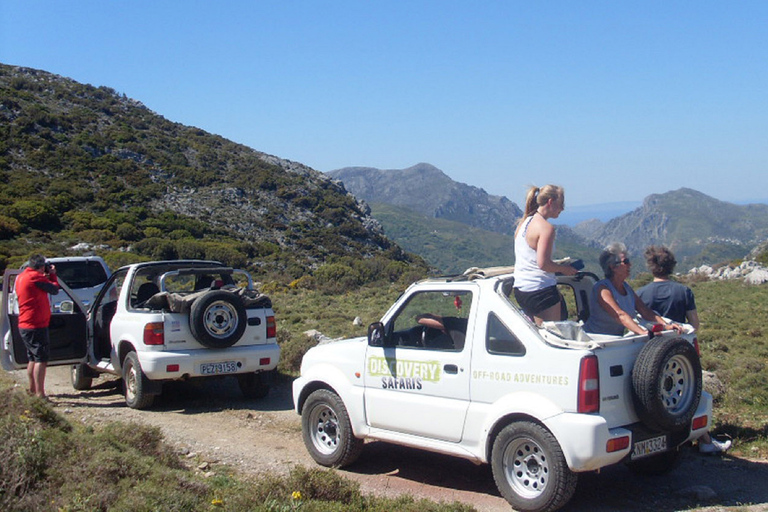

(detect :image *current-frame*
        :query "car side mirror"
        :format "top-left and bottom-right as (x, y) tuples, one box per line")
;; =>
(59, 300), (74, 314)
(368, 322), (385, 347)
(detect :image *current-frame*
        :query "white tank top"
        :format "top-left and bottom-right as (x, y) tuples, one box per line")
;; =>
(513, 214), (556, 292)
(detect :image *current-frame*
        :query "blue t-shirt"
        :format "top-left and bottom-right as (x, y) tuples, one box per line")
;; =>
(636, 280), (696, 324)
(584, 279), (637, 336)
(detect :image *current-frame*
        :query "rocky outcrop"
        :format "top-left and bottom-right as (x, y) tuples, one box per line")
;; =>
(688, 260), (768, 284)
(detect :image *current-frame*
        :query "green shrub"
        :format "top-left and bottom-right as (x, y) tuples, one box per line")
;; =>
(277, 329), (316, 375)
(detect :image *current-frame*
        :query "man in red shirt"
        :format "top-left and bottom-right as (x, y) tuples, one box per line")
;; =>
(15, 254), (59, 398)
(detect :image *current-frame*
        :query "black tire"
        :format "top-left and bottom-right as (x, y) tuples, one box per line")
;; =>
(70, 363), (93, 391)
(626, 448), (683, 476)
(632, 337), (702, 432)
(237, 372), (270, 399)
(123, 351), (155, 409)
(491, 421), (577, 512)
(301, 389), (364, 468)
(189, 290), (247, 349)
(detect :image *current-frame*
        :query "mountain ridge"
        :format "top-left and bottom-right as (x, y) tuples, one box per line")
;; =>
(329, 164), (523, 236)
(329, 164), (768, 272)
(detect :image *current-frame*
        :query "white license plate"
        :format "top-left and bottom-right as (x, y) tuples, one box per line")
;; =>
(199, 361), (239, 375)
(631, 434), (668, 460)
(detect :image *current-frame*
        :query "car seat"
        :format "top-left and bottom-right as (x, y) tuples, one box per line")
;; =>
(135, 282), (160, 307)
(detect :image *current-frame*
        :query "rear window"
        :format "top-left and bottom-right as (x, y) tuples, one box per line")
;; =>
(54, 261), (109, 289)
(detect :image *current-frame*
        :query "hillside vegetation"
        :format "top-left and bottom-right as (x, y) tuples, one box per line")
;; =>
(0, 64), (426, 284)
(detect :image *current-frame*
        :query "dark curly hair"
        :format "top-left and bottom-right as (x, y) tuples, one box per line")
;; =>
(644, 245), (677, 278)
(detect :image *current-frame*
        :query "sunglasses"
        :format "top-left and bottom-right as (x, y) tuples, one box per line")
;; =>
(616, 258), (631, 265)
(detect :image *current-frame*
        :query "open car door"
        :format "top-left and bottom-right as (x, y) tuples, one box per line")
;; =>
(1, 269), (88, 371)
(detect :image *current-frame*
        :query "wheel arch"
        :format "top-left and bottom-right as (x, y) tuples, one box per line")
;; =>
(485, 412), (547, 462)
(116, 340), (137, 372)
(479, 391), (565, 463)
(294, 363), (366, 437)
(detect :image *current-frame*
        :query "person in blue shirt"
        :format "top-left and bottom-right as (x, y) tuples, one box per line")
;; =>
(637, 245), (730, 454)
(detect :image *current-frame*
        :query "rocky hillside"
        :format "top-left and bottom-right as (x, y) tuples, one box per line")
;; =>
(328, 163), (523, 235)
(573, 188), (768, 266)
(0, 64), (424, 280)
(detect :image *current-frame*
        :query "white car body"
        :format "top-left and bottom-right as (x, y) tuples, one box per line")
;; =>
(293, 269), (712, 512)
(2, 259), (279, 409)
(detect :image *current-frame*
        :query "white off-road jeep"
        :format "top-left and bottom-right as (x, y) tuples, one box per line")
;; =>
(2, 260), (279, 409)
(293, 267), (712, 512)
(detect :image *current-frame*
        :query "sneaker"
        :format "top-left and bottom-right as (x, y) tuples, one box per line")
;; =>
(699, 438), (732, 454)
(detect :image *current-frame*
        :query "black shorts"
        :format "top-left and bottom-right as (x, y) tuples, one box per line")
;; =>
(19, 328), (50, 363)
(514, 286), (562, 318)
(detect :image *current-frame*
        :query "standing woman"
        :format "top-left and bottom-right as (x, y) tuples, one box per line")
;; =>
(513, 185), (577, 324)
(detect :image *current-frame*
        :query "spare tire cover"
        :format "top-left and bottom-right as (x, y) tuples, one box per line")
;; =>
(632, 337), (702, 432)
(189, 290), (247, 349)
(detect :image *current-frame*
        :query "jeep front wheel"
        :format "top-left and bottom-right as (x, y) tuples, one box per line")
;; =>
(301, 389), (363, 468)
(123, 351), (154, 409)
(491, 421), (577, 512)
(70, 363), (93, 391)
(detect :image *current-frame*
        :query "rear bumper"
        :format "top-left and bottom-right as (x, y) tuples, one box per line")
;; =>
(138, 343), (280, 380)
(546, 392), (713, 472)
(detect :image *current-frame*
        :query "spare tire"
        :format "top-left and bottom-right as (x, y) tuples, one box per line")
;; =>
(632, 337), (702, 432)
(189, 290), (247, 349)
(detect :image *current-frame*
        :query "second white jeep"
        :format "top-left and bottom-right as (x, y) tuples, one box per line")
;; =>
(293, 268), (712, 512)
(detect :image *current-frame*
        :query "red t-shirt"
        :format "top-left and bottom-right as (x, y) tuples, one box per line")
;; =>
(15, 267), (59, 329)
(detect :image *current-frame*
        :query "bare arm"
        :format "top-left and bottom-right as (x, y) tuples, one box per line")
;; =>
(416, 314), (445, 331)
(531, 219), (577, 276)
(635, 293), (683, 333)
(596, 286), (647, 335)
(685, 309), (700, 331)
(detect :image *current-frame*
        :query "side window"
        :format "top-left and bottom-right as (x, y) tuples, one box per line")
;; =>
(130, 270), (160, 309)
(389, 290), (472, 351)
(486, 312), (526, 356)
(100, 270), (127, 307)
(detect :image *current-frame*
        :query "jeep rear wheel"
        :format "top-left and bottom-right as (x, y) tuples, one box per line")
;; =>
(632, 337), (702, 432)
(301, 389), (363, 468)
(123, 351), (154, 409)
(491, 421), (577, 512)
(189, 290), (247, 349)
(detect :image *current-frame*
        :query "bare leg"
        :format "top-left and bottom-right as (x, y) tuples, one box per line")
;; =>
(33, 362), (47, 398)
(534, 302), (563, 325)
(27, 362), (37, 395)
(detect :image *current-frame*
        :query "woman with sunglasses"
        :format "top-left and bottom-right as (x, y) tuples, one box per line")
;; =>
(584, 242), (682, 336)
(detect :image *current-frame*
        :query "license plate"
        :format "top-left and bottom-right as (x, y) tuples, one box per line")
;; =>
(199, 361), (239, 375)
(631, 434), (668, 460)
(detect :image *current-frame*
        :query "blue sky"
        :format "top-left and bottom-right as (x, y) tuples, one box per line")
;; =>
(2, 1), (767, 208)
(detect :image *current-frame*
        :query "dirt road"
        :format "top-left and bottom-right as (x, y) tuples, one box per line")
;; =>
(12, 367), (768, 512)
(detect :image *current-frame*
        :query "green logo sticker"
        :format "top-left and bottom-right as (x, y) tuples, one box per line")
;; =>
(368, 356), (441, 382)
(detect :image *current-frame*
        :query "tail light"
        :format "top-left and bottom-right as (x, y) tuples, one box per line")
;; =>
(693, 337), (700, 356)
(578, 355), (600, 413)
(266, 315), (276, 339)
(143, 322), (164, 345)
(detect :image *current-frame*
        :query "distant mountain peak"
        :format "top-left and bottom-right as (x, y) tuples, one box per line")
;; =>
(328, 164), (522, 235)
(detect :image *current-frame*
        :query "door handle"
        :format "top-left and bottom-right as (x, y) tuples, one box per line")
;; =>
(443, 364), (459, 374)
